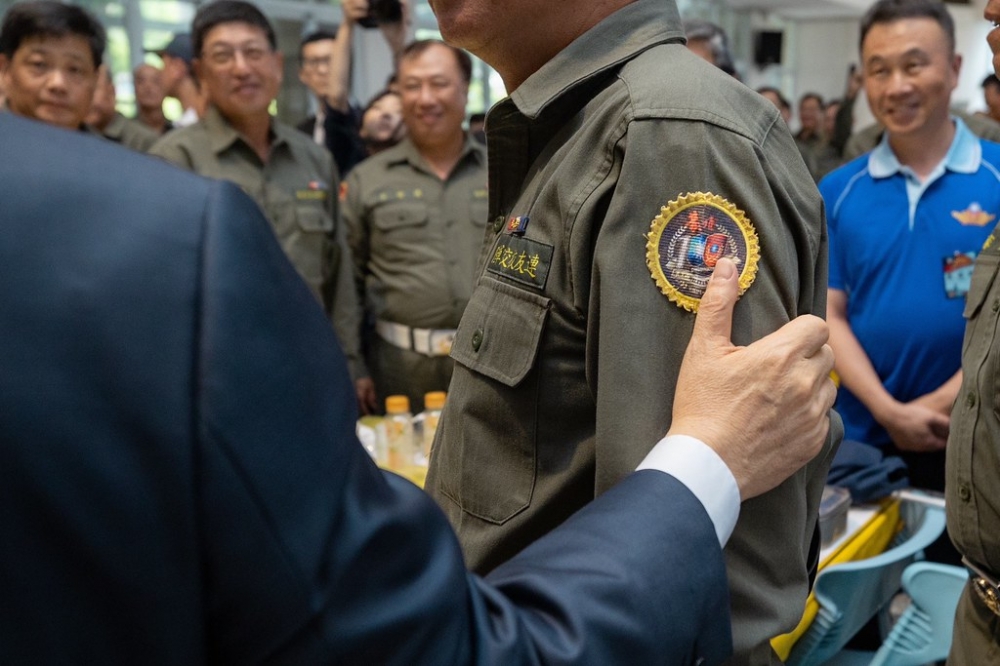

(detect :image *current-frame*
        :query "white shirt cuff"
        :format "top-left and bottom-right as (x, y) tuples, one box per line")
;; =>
(636, 434), (740, 547)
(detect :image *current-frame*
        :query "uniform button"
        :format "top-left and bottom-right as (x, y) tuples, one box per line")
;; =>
(966, 392), (977, 408)
(493, 215), (505, 233)
(992, 298), (1000, 314)
(471, 329), (483, 351)
(959, 483), (972, 502)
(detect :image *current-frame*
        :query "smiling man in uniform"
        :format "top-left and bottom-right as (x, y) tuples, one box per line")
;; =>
(341, 40), (487, 414)
(422, 0), (841, 662)
(150, 0), (370, 409)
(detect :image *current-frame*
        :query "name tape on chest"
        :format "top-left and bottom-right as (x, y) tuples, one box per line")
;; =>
(486, 235), (553, 290)
(296, 180), (329, 202)
(645, 192), (759, 312)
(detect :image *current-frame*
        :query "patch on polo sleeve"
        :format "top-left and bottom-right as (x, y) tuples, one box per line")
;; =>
(645, 192), (760, 313)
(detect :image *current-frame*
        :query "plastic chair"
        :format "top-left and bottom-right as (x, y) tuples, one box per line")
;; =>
(785, 501), (946, 666)
(867, 562), (968, 666)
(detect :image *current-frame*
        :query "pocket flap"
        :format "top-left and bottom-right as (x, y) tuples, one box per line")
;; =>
(451, 276), (550, 386)
(373, 204), (428, 231)
(295, 205), (333, 232)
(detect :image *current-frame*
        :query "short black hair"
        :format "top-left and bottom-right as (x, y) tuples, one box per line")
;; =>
(298, 29), (336, 62)
(0, 0), (105, 68)
(192, 0), (277, 59)
(799, 92), (824, 109)
(859, 0), (955, 55)
(756, 86), (790, 111)
(362, 88), (399, 117)
(399, 39), (472, 84)
(983, 74), (1000, 90)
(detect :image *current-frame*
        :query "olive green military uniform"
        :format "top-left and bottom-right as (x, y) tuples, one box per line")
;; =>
(795, 131), (825, 182)
(423, 0), (841, 663)
(341, 136), (487, 412)
(95, 112), (159, 153)
(947, 222), (1000, 664)
(150, 107), (363, 378)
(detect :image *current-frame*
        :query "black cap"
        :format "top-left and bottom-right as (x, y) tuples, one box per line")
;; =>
(146, 33), (193, 66)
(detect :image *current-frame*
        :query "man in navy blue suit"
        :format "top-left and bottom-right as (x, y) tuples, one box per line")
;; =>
(0, 110), (834, 664)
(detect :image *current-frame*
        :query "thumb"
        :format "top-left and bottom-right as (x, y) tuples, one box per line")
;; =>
(692, 258), (739, 349)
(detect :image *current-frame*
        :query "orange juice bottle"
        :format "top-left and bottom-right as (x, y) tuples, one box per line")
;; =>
(384, 395), (414, 470)
(420, 391), (446, 462)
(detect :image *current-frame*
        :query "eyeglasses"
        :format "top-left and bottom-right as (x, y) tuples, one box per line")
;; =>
(202, 43), (272, 67)
(301, 55), (332, 71)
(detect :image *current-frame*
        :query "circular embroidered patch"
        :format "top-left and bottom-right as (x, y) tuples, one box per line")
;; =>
(645, 192), (760, 312)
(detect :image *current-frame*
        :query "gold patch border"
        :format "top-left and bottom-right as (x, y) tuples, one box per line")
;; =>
(645, 191), (760, 313)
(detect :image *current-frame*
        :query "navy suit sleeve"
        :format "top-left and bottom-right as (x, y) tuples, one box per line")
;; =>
(195, 182), (731, 665)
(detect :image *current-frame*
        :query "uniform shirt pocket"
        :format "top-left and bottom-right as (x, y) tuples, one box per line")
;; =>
(450, 276), (550, 386)
(437, 276), (550, 524)
(373, 203), (428, 232)
(295, 204), (333, 233)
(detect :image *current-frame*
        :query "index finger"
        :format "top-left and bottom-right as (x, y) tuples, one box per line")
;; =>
(750, 314), (830, 359)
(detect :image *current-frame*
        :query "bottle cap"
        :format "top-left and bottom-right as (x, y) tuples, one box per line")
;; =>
(385, 395), (410, 413)
(424, 391), (446, 410)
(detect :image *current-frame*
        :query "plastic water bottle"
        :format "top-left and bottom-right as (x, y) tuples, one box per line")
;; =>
(384, 395), (415, 470)
(420, 391), (446, 464)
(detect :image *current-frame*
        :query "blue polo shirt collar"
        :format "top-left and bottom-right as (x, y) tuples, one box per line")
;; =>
(868, 117), (980, 229)
(869, 117), (980, 177)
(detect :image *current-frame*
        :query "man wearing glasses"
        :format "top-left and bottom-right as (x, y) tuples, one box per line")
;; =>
(151, 0), (371, 412)
(296, 0), (408, 178)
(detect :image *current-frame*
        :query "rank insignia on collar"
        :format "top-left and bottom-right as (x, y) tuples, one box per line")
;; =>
(645, 192), (760, 313)
(952, 203), (995, 227)
(506, 215), (529, 235)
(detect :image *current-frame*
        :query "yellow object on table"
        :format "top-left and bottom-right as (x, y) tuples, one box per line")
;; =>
(358, 416), (429, 488)
(770, 499), (902, 660)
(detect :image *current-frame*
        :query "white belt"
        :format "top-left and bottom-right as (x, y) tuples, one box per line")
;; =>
(376, 319), (456, 357)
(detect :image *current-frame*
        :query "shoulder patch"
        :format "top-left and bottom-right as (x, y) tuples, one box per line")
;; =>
(645, 192), (760, 312)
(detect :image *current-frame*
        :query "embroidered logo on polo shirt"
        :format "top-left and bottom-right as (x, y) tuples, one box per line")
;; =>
(952, 203), (995, 227)
(944, 251), (977, 299)
(645, 192), (759, 313)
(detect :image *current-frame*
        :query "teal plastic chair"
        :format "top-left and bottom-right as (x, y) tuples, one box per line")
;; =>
(785, 502), (946, 666)
(867, 562), (968, 666)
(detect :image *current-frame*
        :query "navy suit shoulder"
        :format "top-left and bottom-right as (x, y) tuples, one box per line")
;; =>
(0, 113), (731, 665)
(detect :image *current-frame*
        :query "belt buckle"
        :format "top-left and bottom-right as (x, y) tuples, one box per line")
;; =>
(964, 557), (1000, 617)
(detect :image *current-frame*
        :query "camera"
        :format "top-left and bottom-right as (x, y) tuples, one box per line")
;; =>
(358, 0), (402, 28)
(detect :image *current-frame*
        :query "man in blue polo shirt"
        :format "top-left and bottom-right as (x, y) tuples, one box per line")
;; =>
(822, 0), (1000, 538)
